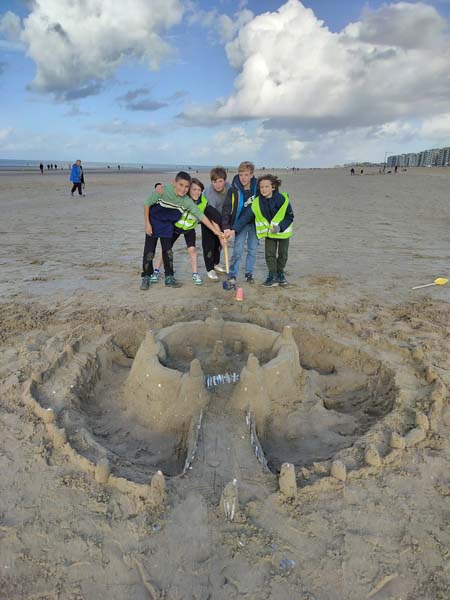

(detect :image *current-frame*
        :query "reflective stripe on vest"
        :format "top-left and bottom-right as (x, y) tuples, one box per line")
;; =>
(251, 192), (293, 239)
(175, 194), (207, 231)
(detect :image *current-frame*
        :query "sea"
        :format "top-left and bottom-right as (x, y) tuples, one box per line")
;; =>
(0, 159), (214, 173)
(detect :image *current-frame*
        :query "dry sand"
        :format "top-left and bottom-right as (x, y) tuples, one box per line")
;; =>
(1, 167), (450, 599)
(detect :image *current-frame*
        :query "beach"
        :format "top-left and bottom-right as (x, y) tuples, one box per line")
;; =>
(1, 166), (450, 599)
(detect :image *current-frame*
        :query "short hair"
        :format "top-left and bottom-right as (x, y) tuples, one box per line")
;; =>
(175, 171), (191, 182)
(210, 166), (227, 181)
(154, 182), (162, 188)
(190, 177), (204, 192)
(257, 174), (282, 193)
(238, 161), (255, 174)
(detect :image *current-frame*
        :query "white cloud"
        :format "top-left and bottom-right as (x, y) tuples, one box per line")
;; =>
(420, 112), (450, 139)
(0, 11), (21, 39)
(196, 125), (265, 158)
(0, 127), (14, 141)
(187, 4), (253, 43)
(19, 0), (184, 98)
(183, 0), (450, 131)
(286, 140), (308, 160)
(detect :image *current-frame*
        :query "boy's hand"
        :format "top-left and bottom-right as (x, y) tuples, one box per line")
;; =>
(145, 223), (153, 236)
(271, 224), (280, 233)
(155, 184), (163, 195)
(224, 229), (233, 240)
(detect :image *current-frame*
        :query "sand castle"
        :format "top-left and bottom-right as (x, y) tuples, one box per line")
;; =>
(20, 307), (445, 511)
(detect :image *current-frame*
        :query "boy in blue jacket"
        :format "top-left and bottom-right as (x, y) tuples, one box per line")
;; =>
(222, 161), (258, 287)
(232, 174), (294, 287)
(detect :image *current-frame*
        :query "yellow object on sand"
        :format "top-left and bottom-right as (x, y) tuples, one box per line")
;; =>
(412, 277), (449, 290)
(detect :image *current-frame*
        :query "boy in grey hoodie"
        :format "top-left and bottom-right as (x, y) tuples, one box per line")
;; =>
(203, 166), (231, 280)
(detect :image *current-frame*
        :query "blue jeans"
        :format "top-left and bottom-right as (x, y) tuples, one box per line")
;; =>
(229, 223), (259, 278)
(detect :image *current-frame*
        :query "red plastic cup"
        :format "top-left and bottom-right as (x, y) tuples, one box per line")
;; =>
(235, 287), (244, 301)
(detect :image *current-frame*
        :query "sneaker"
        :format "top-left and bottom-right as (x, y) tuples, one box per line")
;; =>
(165, 275), (181, 288)
(278, 272), (288, 286)
(214, 264), (227, 274)
(262, 273), (278, 287)
(149, 273), (159, 283)
(140, 276), (150, 290)
(207, 270), (219, 280)
(192, 272), (203, 285)
(245, 272), (255, 284)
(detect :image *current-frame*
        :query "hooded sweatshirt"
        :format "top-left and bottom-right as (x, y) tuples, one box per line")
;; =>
(221, 174), (258, 230)
(204, 182), (231, 214)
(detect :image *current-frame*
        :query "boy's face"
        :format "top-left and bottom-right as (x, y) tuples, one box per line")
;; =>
(212, 177), (226, 193)
(259, 180), (274, 198)
(238, 169), (252, 188)
(189, 182), (202, 201)
(173, 178), (190, 197)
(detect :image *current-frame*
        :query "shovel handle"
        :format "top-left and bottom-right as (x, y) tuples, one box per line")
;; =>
(223, 238), (229, 274)
(411, 282), (436, 289)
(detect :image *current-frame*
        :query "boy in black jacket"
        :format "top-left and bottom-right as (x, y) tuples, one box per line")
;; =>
(231, 174), (294, 287)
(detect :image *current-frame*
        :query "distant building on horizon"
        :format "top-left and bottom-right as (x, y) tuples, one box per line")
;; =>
(388, 144), (450, 168)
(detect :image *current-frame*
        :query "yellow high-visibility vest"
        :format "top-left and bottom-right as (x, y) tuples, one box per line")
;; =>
(175, 194), (207, 231)
(251, 193), (293, 239)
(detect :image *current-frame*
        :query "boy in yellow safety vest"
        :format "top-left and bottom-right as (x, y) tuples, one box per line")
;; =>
(153, 178), (222, 285)
(231, 174), (294, 287)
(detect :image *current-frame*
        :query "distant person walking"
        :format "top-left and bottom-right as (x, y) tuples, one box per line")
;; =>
(70, 159), (84, 196)
(80, 164), (85, 192)
(39, 163), (44, 174)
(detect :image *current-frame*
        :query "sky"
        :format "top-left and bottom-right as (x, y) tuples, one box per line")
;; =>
(1, 0), (450, 167)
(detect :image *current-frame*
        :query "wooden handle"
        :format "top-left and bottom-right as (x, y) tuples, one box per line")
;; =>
(223, 239), (229, 274)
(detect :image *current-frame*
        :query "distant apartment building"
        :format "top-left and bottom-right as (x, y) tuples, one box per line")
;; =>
(388, 145), (450, 168)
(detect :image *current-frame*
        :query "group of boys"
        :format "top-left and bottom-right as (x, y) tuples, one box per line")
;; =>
(140, 161), (288, 289)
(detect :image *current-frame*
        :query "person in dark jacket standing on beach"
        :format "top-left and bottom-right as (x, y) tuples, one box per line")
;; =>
(232, 174), (294, 287)
(222, 161), (258, 287)
(70, 160), (84, 196)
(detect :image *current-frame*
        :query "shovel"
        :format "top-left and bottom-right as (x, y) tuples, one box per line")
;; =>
(412, 277), (448, 290)
(222, 236), (236, 290)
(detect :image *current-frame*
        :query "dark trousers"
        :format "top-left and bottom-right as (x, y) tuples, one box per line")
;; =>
(142, 236), (174, 277)
(201, 224), (221, 271)
(71, 183), (82, 195)
(265, 238), (289, 273)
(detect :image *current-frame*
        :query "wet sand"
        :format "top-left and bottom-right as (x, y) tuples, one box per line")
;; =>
(1, 167), (450, 599)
